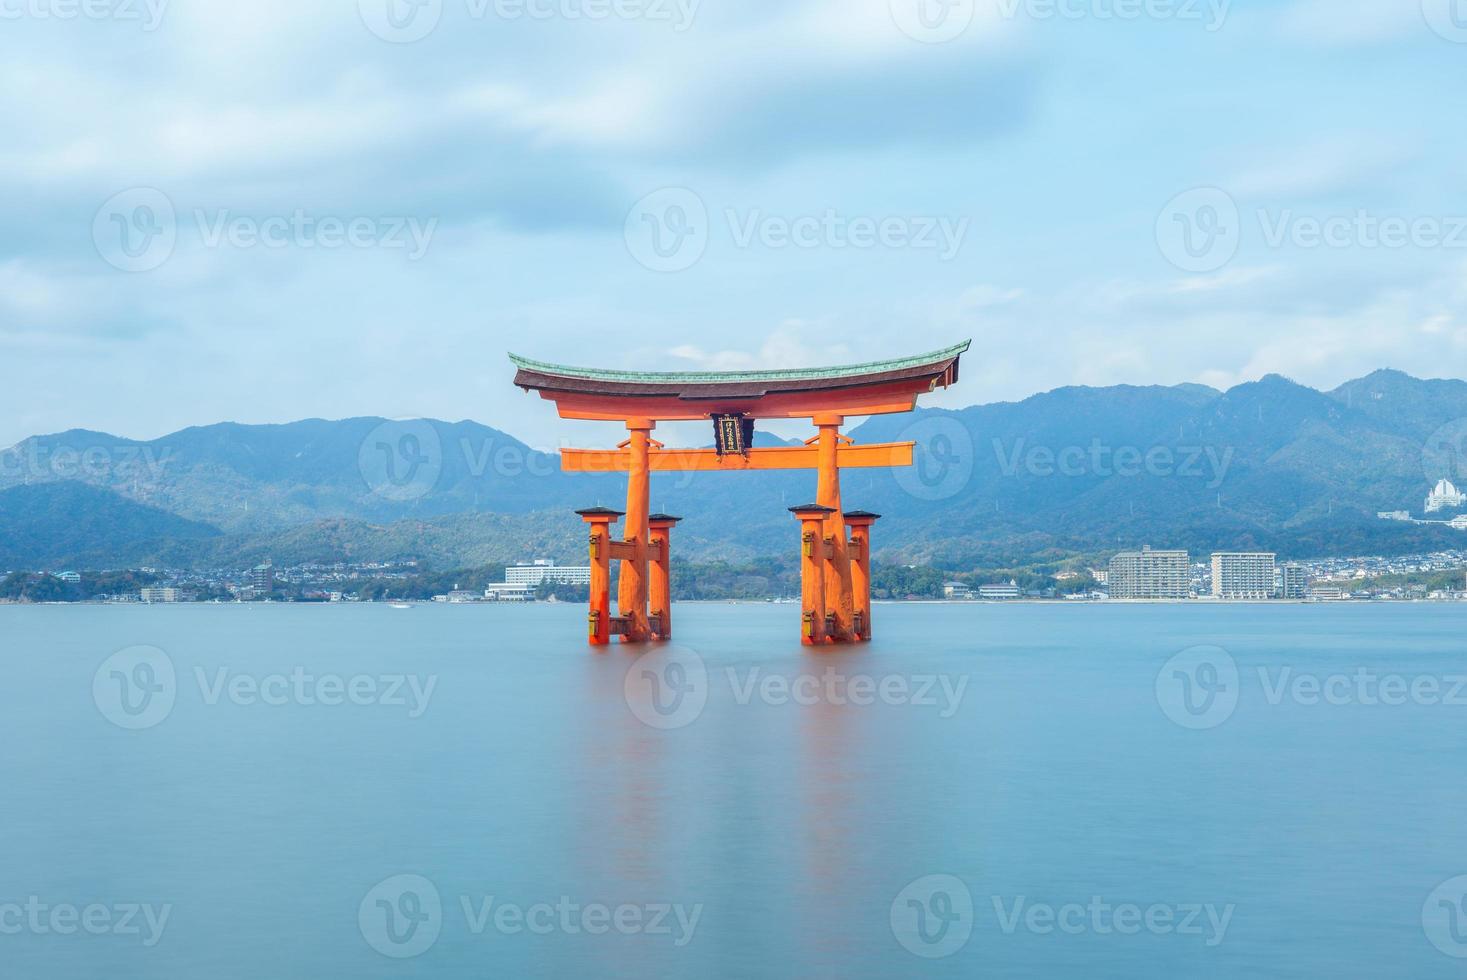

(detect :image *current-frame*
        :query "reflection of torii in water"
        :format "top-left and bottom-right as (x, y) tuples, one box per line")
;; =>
(510, 341), (969, 646)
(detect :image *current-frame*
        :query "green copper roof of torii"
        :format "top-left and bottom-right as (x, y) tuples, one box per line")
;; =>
(508, 341), (970, 386)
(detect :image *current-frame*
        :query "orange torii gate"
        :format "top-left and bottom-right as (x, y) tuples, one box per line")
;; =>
(509, 341), (969, 646)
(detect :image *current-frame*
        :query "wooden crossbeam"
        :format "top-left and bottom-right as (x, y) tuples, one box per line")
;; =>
(560, 442), (914, 474)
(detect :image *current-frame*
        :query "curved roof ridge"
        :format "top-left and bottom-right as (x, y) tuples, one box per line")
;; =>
(508, 341), (970, 385)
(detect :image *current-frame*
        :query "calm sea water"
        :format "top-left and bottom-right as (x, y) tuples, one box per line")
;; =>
(3, 602), (1467, 978)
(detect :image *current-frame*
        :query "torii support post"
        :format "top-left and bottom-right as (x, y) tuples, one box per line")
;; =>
(813, 414), (856, 642)
(844, 511), (880, 642)
(617, 418), (655, 644)
(648, 514), (680, 641)
(790, 504), (836, 645)
(577, 507), (623, 646)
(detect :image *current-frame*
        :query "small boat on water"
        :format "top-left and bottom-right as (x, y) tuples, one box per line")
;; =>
(389, 602), (412, 610)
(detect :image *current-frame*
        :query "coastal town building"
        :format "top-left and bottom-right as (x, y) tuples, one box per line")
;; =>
(249, 562), (275, 593)
(1211, 552), (1277, 599)
(1109, 547), (1190, 599)
(977, 581), (1021, 600)
(484, 583), (533, 602)
(505, 560), (592, 587)
(1280, 564), (1309, 599)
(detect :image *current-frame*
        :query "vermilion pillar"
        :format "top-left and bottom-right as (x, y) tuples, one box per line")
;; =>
(790, 504), (835, 645)
(618, 418), (655, 643)
(578, 507), (623, 646)
(844, 511), (880, 642)
(648, 513), (680, 641)
(813, 414), (855, 641)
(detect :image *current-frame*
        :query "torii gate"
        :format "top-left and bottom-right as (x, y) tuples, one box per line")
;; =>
(509, 341), (969, 646)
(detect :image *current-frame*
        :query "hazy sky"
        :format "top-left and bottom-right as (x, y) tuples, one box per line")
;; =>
(3, 0), (1466, 451)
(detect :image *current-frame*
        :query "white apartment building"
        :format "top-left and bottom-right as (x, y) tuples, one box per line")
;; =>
(505, 560), (591, 587)
(484, 583), (532, 602)
(140, 587), (182, 603)
(1109, 547), (1190, 599)
(977, 581), (1021, 600)
(1211, 552), (1277, 599)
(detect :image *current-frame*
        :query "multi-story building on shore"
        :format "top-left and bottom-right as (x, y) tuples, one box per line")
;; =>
(1109, 547), (1190, 599)
(1280, 563), (1309, 599)
(977, 581), (1021, 600)
(1211, 552), (1277, 599)
(140, 587), (182, 603)
(250, 562), (275, 593)
(505, 560), (591, 587)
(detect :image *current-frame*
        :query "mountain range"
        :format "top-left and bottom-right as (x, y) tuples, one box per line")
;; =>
(4, 369), (1467, 572)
